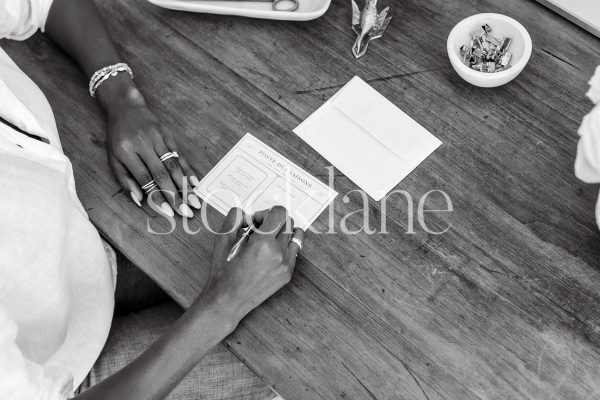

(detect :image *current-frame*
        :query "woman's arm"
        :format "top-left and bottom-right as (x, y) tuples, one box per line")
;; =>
(44, 0), (130, 108)
(45, 0), (200, 218)
(76, 207), (303, 400)
(75, 288), (239, 400)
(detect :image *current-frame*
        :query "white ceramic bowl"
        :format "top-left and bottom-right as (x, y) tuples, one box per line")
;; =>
(447, 13), (532, 88)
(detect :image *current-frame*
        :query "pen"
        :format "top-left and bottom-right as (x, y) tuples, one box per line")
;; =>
(226, 226), (253, 262)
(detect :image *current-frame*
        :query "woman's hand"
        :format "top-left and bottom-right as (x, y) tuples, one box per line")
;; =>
(45, 0), (202, 217)
(105, 89), (201, 218)
(196, 206), (304, 326)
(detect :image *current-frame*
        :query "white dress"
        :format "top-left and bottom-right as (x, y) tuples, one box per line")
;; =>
(0, 1), (116, 399)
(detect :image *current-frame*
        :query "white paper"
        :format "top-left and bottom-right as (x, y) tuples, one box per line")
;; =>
(194, 133), (338, 230)
(293, 76), (442, 201)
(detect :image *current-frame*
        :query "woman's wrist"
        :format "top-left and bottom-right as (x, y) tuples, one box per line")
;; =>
(190, 285), (245, 336)
(95, 72), (145, 117)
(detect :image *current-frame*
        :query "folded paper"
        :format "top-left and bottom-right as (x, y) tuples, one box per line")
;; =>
(293, 76), (442, 201)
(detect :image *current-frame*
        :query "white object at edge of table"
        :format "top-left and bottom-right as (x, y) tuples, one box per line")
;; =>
(147, 0), (331, 21)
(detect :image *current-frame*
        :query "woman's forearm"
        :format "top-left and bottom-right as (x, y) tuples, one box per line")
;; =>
(75, 292), (239, 400)
(44, 0), (139, 114)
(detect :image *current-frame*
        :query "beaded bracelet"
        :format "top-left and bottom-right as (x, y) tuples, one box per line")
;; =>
(89, 63), (133, 97)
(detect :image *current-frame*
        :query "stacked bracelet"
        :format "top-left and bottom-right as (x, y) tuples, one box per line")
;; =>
(89, 63), (133, 97)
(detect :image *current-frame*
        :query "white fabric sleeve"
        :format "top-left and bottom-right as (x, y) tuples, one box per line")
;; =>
(586, 66), (600, 105)
(0, 307), (73, 400)
(0, 0), (55, 40)
(575, 66), (600, 230)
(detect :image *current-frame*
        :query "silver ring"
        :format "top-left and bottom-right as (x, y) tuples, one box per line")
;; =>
(160, 152), (179, 162)
(290, 237), (303, 251)
(143, 184), (157, 194)
(141, 180), (156, 190)
(143, 182), (157, 194)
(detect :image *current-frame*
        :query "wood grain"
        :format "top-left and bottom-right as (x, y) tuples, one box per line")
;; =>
(4, 0), (600, 398)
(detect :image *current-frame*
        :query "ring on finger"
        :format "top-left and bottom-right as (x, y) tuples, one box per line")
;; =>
(159, 151), (179, 162)
(141, 180), (157, 194)
(290, 237), (303, 251)
(143, 183), (157, 194)
(141, 180), (156, 190)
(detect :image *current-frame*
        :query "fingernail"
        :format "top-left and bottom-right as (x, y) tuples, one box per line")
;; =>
(130, 191), (142, 207)
(190, 175), (201, 187)
(160, 202), (175, 217)
(178, 203), (194, 218)
(187, 193), (201, 209)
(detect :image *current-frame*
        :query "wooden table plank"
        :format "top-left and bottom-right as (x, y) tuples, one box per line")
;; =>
(4, 0), (600, 398)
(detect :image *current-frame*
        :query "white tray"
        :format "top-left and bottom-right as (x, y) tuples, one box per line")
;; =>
(147, 0), (331, 21)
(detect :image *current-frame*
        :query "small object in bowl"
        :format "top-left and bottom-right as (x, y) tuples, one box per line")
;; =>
(447, 13), (532, 87)
(461, 24), (512, 73)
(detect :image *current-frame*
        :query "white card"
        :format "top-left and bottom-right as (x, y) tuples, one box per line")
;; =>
(194, 133), (338, 230)
(294, 76), (442, 201)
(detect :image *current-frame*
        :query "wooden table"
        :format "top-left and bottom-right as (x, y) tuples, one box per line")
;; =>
(5, 0), (600, 398)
